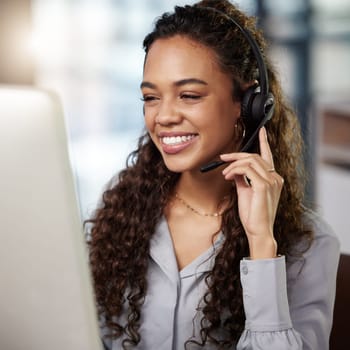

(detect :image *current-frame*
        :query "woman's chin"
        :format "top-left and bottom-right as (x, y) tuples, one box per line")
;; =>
(163, 158), (200, 174)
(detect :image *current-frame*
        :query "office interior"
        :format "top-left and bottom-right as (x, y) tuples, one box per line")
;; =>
(1, 0), (349, 249)
(1, 0), (349, 348)
(2, 0), (348, 251)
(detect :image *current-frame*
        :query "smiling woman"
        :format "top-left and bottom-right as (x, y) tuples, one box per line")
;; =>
(142, 35), (240, 173)
(86, 1), (340, 349)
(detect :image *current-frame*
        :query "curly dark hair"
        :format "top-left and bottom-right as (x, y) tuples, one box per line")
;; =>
(87, 0), (313, 348)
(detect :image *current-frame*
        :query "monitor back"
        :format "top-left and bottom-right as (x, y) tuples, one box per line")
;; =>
(0, 86), (103, 350)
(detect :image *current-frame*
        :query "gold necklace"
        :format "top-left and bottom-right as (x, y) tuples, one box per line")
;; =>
(174, 192), (226, 217)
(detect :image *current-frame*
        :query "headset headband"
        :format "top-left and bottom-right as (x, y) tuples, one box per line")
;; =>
(199, 6), (269, 96)
(198, 6), (275, 172)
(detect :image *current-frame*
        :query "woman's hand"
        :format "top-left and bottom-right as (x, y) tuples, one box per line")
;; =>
(220, 127), (284, 259)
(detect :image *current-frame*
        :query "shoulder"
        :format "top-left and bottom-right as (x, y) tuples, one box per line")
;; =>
(286, 208), (340, 282)
(284, 212), (340, 348)
(302, 208), (340, 255)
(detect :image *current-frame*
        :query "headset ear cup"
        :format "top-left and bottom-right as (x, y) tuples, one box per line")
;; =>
(251, 93), (266, 122)
(242, 85), (273, 124)
(264, 93), (275, 121)
(241, 85), (258, 119)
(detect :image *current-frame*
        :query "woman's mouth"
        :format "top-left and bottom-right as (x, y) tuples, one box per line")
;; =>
(159, 133), (198, 154)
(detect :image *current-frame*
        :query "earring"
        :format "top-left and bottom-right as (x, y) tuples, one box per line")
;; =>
(234, 118), (246, 139)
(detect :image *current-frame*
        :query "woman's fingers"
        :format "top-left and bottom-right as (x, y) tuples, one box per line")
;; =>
(259, 127), (274, 169)
(223, 163), (266, 188)
(221, 154), (279, 184)
(220, 127), (283, 186)
(222, 161), (282, 191)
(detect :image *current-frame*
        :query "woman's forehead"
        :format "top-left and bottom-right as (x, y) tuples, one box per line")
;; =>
(143, 35), (223, 79)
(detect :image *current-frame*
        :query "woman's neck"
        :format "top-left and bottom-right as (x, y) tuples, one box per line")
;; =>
(175, 169), (232, 213)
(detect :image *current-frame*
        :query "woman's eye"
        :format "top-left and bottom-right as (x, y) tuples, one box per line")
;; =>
(141, 95), (158, 102)
(180, 94), (201, 100)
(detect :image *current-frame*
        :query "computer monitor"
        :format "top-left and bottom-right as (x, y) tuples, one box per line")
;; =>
(0, 85), (103, 350)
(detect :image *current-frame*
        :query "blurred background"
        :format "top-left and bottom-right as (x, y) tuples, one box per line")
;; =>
(0, 0), (349, 253)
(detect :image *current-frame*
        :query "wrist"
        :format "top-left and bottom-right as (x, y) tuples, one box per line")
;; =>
(248, 236), (277, 260)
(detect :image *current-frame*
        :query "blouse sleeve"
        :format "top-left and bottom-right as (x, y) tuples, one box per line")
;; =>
(237, 215), (340, 350)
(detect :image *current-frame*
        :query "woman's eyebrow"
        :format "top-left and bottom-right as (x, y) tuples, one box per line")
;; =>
(174, 78), (208, 87)
(140, 81), (156, 89)
(140, 78), (208, 90)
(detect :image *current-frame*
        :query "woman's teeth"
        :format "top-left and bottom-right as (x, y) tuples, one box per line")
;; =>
(161, 135), (195, 145)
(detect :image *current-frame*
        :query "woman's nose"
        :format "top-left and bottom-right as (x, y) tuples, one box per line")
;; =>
(155, 99), (183, 125)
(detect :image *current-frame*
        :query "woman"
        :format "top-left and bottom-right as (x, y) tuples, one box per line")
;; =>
(88, 1), (339, 349)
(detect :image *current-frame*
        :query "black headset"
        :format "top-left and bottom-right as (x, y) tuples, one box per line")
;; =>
(199, 6), (275, 172)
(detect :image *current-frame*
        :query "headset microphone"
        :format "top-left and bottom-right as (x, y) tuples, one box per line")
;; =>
(199, 7), (275, 173)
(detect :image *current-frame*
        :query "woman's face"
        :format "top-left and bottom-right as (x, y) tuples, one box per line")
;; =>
(141, 35), (240, 173)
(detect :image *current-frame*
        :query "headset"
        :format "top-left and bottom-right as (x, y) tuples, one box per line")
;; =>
(199, 7), (275, 172)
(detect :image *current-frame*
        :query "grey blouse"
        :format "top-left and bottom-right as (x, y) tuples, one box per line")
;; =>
(101, 211), (340, 349)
